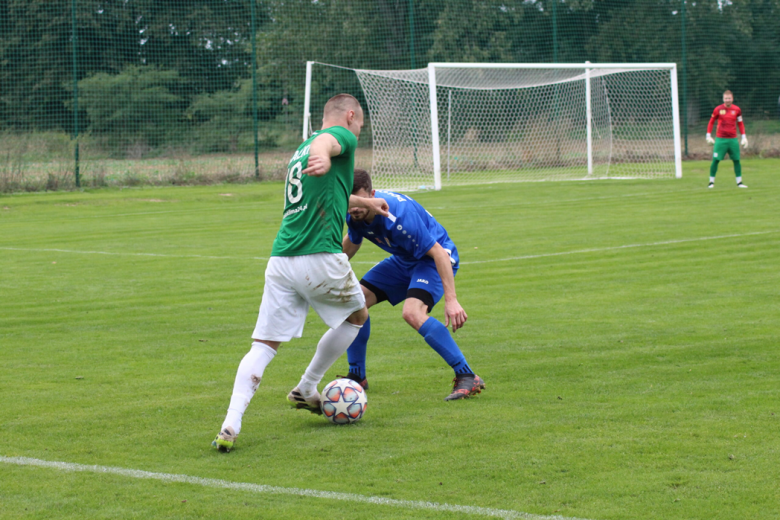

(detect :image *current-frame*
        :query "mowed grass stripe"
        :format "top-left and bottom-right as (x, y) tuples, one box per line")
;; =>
(0, 456), (593, 520)
(1, 229), (777, 267)
(1, 160), (779, 520)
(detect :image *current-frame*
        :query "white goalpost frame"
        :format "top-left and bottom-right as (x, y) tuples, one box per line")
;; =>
(669, 65), (684, 180)
(428, 64), (442, 190)
(302, 61), (683, 189)
(302, 61), (313, 140)
(425, 62), (683, 189)
(585, 61), (593, 176)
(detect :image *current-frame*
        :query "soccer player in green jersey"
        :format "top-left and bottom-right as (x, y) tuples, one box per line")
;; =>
(212, 94), (389, 452)
(706, 90), (749, 188)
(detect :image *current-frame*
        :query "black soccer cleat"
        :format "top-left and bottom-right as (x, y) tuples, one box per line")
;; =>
(338, 372), (369, 391)
(444, 374), (485, 401)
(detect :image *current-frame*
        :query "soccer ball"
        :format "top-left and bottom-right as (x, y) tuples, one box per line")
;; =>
(320, 378), (367, 424)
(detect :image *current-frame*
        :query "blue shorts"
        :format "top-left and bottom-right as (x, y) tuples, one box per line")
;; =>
(360, 255), (458, 311)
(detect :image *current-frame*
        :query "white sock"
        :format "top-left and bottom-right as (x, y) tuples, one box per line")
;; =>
(736, 176), (742, 184)
(709, 177), (715, 183)
(298, 321), (362, 397)
(222, 342), (277, 435)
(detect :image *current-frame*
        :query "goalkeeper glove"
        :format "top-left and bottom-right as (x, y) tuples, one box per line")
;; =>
(706, 133), (715, 145)
(741, 135), (748, 148)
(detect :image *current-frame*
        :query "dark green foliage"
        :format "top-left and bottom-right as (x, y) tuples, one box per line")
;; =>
(1, 0), (779, 161)
(78, 66), (187, 149)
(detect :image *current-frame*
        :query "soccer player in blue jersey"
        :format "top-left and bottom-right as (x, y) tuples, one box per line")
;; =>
(340, 169), (484, 401)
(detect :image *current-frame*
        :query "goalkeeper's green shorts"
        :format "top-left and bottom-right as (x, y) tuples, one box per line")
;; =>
(713, 138), (740, 161)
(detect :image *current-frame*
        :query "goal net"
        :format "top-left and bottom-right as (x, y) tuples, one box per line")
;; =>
(304, 63), (682, 191)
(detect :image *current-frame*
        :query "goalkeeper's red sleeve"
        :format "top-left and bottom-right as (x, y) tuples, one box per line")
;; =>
(707, 112), (718, 134)
(737, 109), (745, 135)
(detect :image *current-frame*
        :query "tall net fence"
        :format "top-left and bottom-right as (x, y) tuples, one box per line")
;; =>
(1, 0), (779, 192)
(355, 66), (676, 190)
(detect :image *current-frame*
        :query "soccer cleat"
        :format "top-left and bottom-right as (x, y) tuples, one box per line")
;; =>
(737, 182), (748, 188)
(211, 426), (237, 453)
(287, 387), (323, 415)
(444, 374), (485, 401)
(338, 372), (369, 391)
(708, 182), (714, 189)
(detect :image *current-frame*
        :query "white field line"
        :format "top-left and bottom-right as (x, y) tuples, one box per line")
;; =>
(0, 456), (591, 520)
(459, 230), (779, 265)
(0, 246), (269, 262)
(2, 230), (776, 267)
(0, 186), (720, 224)
(0, 202), (270, 222)
(425, 187), (698, 212)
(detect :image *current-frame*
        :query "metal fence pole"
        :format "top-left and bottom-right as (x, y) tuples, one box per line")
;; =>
(251, 0), (259, 179)
(72, 0), (80, 188)
(681, 0), (688, 157)
(410, 0), (418, 168)
(409, 0), (415, 69)
(552, 0), (558, 63)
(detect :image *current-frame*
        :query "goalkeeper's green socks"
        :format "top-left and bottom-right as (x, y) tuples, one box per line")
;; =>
(709, 159), (720, 188)
(710, 159), (720, 177)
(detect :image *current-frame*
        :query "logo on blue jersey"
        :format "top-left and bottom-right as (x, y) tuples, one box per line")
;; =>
(416, 278), (429, 284)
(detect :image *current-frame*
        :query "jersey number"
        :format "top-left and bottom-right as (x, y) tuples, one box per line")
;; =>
(286, 161), (303, 204)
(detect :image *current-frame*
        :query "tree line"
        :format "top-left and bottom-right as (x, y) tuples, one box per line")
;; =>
(1, 0), (778, 155)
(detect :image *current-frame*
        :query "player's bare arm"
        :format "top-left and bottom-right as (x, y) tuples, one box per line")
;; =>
(342, 234), (361, 260)
(349, 194), (389, 217)
(302, 133), (342, 177)
(426, 242), (467, 332)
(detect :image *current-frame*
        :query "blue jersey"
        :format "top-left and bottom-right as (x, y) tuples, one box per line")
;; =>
(346, 190), (459, 267)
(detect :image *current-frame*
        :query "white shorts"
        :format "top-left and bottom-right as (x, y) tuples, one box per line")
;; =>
(252, 253), (365, 342)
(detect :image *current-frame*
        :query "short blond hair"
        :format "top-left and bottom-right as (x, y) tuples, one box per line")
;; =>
(323, 94), (362, 119)
(723, 90), (733, 96)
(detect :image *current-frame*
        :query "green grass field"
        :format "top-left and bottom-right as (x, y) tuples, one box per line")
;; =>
(1, 160), (779, 519)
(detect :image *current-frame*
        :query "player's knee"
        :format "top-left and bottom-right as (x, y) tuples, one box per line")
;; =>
(361, 285), (378, 308)
(401, 304), (427, 330)
(347, 306), (369, 326)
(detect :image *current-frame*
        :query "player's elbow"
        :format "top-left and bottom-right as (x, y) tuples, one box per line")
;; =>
(311, 133), (340, 157)
(425, 242), (444, 259)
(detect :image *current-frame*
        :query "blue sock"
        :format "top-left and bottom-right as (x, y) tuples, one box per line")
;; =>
(418, 317), (473, 376)
(346, 316), (370, 380)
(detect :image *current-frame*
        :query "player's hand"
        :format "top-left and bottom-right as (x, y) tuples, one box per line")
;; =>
(366, 197), (389, 217)
(741, 135), (748, 149)
(444, 298), (468, 332)
(350, 197), (389, 217)
(705, 133), (715, 145)
(302, 155), (330, 177)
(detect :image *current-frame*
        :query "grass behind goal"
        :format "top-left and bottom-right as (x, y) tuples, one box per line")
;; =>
(1, 160), (779, 520)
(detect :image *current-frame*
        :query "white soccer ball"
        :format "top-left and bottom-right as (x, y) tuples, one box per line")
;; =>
(320, 378), (367, 424)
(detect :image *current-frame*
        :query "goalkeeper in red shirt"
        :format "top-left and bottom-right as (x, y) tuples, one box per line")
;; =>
(706, 90), (748, 188)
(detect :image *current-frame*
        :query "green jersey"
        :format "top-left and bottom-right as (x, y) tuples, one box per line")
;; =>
(271, 126), (357, 257)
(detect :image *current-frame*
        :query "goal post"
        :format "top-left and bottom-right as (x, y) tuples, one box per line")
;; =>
(304, 61), (683, 191)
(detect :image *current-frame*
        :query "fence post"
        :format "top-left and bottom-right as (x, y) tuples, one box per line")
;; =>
(251, 0), (259, 179)
(409, 0), (415, 68)
(681, 0), (688, 157)
(72, 0), (80, 188)
(552, 0), (558, 63)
